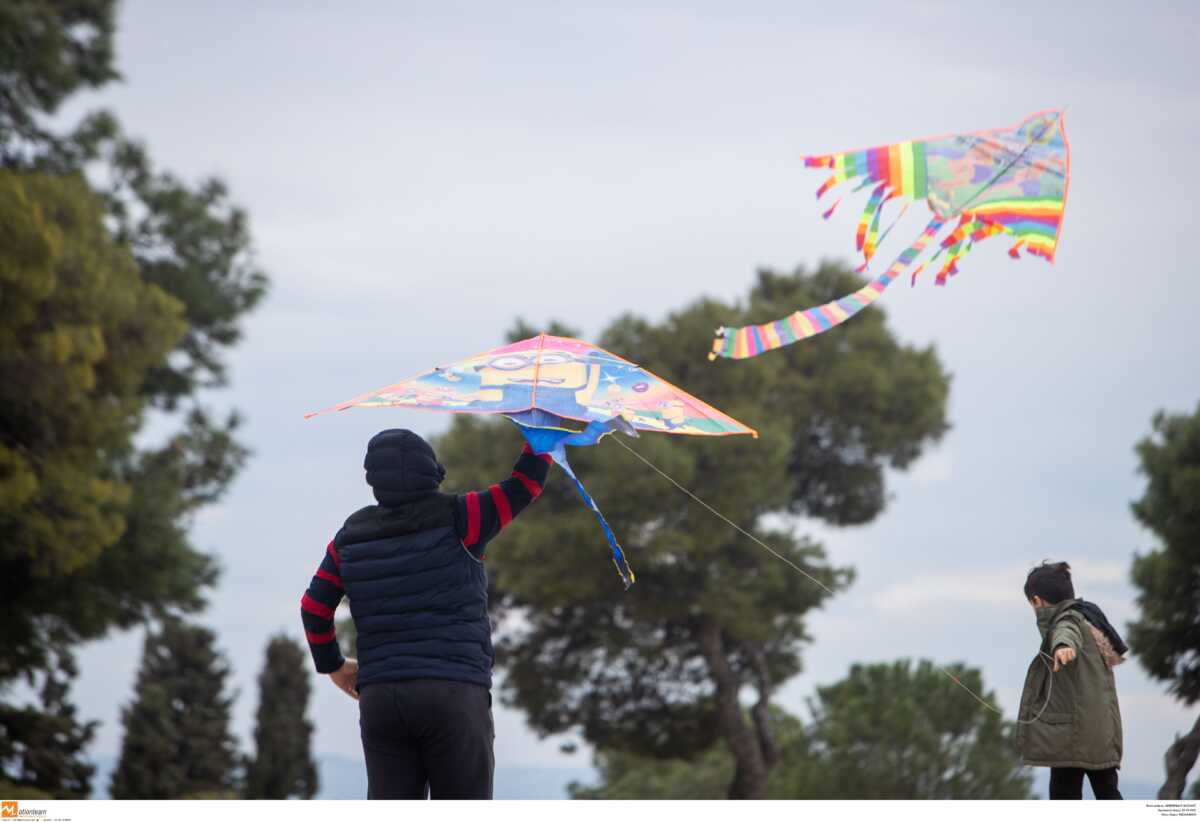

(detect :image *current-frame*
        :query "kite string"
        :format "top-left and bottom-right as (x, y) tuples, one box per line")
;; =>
(937, 652), (1055, 725)
(611, 435), (1055, 724)
(610, 436), (833, 596)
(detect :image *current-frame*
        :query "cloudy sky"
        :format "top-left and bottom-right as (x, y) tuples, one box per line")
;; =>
(57, 0), (1199, 791)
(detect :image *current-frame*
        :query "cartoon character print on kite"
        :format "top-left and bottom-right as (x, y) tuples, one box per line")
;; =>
(469, 349), (605, 411)
(306, 334), (757, 588)
(710, 109), (1070, 359)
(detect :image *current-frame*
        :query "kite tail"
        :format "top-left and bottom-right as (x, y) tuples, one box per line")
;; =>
(551, 448), (636, 589)
(709, 216), (945, 360)
(929, 213), (1008, 285)
(855, 183), (899, 271)
(513, 419), (635, 589)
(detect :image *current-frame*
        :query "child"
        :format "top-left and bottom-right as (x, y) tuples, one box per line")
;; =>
(1015, 561), (1127, 800)
(299, 429), (552, 800)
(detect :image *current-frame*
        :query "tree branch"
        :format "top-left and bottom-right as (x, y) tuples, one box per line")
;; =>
(748, 645), (780, 768)
(698, 619), (767, 799)
(1159, 714), (1200, 800)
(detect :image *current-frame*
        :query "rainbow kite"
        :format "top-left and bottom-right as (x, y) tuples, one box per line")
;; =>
(710, 109), (1070, 360)
(308, 333), (756, 588)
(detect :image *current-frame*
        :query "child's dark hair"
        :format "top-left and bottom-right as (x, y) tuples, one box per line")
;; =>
(1024, 561), (1075, 604)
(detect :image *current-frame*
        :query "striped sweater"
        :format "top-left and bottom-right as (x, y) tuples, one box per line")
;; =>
(300, 444), (552, 673)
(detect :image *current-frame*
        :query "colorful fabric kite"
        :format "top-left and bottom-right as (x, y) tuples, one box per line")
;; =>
(307, 333), (757, 588)
(710, 109), (1070, 359)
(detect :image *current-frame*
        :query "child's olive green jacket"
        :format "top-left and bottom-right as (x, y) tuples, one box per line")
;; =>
(1014, 598), (1123, 770)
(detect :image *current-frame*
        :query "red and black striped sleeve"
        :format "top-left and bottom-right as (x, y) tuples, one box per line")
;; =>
(300, 539), (346, 673)
(456, 444), (552, 558)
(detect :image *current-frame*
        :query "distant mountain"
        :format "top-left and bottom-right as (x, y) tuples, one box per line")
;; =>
(1028, 769), (1162, 800)
(87, 753), (596, 800)
(314, 754), (596, 799)
(314, 754), (365, 799)
(88, 753), (1165, 800)
(89, 757), (115, 799)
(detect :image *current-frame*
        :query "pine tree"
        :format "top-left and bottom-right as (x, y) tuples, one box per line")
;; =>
(0, 652), (97, 799)
(244, 635), (318, 799)
(1128, 403), (1200, 798)
(572, 661), (1033, 799)
(436, 267), (950, 798)
(0, 0), (117, 151)
(1, 0), (266, 798)
(109, 619), (239, 799)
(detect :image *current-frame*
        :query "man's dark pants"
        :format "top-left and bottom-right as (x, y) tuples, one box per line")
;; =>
(1049, 767), (1122, 799)
(359, 678), (494, 799)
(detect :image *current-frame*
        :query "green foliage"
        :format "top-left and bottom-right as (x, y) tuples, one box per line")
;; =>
(0, 170), (232, 681)
(0, 652), (97, 798)
(24, 109), (271, 405)
(109, 619), (240, 799)
(570, 745), (735, 800)
(244, 636), (319, 800)
(0, 780), (52, 800)
(1128, 403), (1200, 704)
(574, 661), (1034, 800)
(432, 264), (950, 795)
(784, 660), (1032, 799)
(0, 2), (266, 798)
(0, 171), (184, 578)
(93, 118), (269, 404)
(0, 0), (117, 149)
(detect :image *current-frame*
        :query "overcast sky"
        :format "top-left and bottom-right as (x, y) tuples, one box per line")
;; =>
(55, 0), (1199, 790)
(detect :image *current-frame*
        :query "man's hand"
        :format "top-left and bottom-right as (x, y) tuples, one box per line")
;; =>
(330, 659), (359, 700)
(1052, 646), (1076, 672)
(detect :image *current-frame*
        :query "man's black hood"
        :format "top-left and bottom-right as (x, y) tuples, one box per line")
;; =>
(364, 429), (446, 506)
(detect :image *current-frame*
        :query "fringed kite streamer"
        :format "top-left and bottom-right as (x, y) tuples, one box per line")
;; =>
(711, 109), (1070, 359)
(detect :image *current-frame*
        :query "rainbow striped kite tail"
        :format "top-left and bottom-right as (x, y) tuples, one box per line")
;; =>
(808, 152), (863, 220)
(909, 261), (927, 287)
(709, 326), (739, 360)
(709, 329), (724, 361)
(931, 212), (1006, 285)
(708, 215), (946, 360)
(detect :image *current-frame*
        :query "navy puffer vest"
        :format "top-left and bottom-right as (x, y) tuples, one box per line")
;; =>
(337, 430), (492, 689)
(335, 498), (492, 689)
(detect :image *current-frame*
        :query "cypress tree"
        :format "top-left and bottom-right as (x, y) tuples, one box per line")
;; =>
(244, 635), (318, 799)
(109, 619), (239, 799)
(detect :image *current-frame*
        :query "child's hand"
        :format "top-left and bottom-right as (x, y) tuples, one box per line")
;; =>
(330, 658), (360, 700)
(1052, 646), (1076, 671)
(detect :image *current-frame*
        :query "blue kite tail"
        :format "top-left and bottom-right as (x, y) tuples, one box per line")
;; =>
(513, 419), (636, 589)
(552, 448), (635, 590)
